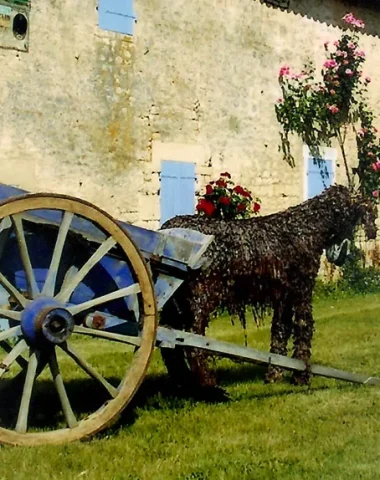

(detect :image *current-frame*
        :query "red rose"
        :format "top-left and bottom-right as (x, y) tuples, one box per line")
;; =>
(216, 179), (227, 188)
(237, 203), (246, 212)
(253, 202), (261, 213)
(233, 185), (245, 195)
(205, 184), (214, 195)
(220, 172), (231, 178)
(219, 196), (231, 205)
(196, 199), (216, 216)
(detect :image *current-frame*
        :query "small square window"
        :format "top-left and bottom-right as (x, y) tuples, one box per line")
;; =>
(98, 0), (136, 36)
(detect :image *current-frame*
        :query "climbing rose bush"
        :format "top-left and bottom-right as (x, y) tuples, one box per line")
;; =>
(276, 12), (380, 202)
(196, 172), (261, 219)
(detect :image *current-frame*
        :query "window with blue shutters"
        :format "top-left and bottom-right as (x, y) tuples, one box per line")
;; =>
(306, 157), (334, 199)
(304, 146), (336, 200)
(160, 161), (196, 226)
(98, 0), (136, 36)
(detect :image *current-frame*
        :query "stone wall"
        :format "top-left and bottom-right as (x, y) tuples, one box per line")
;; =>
(1, 0), (380, 230)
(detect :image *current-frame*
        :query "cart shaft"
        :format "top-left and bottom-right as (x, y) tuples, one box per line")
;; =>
(156, 327), (380, 386)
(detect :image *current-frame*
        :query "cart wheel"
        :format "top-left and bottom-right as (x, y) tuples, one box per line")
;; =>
(0, 193), (157, 445)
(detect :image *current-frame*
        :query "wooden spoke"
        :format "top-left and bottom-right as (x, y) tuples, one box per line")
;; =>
(68, 283), (141, 316)
(11, 215), (39, 299)
(60, 266), (78, 293)
(0, 272), (29, 308)
(56, 237), (117, 304)
(0, 326), (25, 371)
(0, 217), (11, 234)
(0, 309), (21, 321)
(60, 342), (118, 398)
(0, 342), (28, 370)
(0, 339), (27, 378)
(10, 352), (49, 389)
(42, 212), (74, 297)
(0, 325), (21, 342)
(48, 349), (78, 429)
(15, 350), (38, 433)
(74, 325), (141, 347)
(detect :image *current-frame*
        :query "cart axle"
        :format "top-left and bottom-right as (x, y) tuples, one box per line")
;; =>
(21, 297), (74, 347)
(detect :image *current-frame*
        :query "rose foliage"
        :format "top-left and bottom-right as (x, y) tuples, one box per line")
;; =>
(196, 172), (261, 219)
(276, 12), (380, 201)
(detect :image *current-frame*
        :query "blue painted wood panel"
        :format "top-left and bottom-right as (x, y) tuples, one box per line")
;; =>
(160, 161), (196, 225)
(98, 0), (136, 35)
(307, 157), (334, 199)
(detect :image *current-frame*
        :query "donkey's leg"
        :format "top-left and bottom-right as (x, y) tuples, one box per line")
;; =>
(265, 300), (293, 383)
(292, 298), (314, 386)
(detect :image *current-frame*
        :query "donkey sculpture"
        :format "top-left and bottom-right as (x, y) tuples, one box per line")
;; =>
(160, 185), (377, 392)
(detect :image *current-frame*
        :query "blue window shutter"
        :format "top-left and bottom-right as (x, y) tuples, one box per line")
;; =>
(160, 161), (196, 226)
(98, 0), (136, 35)
(307, 158), (334, 199)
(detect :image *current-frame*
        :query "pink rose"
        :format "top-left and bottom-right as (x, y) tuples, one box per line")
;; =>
(279, 66), (290, 78)
(277, 98), (284, 104)
(345, 68), (354, 76)
(333, 40), (340, 47)
(328, 104), (339, 114)
(372, 190), (379, 198)
(355, 50), (366, 58)
(348, 42), (356, 49)
(368, 152), (375, 157)
(355, 19), (365, 28)
(324, 59), (338, 69)
(365, 76), (371, 83)
(343, 13), (365, 29)
(330, 89), (336, 95)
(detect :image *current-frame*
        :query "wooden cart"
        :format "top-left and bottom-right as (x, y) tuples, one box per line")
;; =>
(0, 184), (377, 446)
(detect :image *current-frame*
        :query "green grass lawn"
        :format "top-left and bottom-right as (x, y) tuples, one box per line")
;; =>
(1, 294), (380, 480)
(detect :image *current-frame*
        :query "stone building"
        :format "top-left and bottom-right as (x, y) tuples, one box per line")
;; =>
(1, 0), (380, 229)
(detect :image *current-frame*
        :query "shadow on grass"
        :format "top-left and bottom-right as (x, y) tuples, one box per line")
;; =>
(0, 376), (113, 431)
(0, 361), (358, 440)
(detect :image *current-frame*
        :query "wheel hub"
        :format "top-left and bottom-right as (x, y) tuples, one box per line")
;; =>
(21, 297), (74, 347)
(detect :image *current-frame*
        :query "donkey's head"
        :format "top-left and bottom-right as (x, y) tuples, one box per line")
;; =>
(354, 195), (377, 240)
(322, 186), (377, 246)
